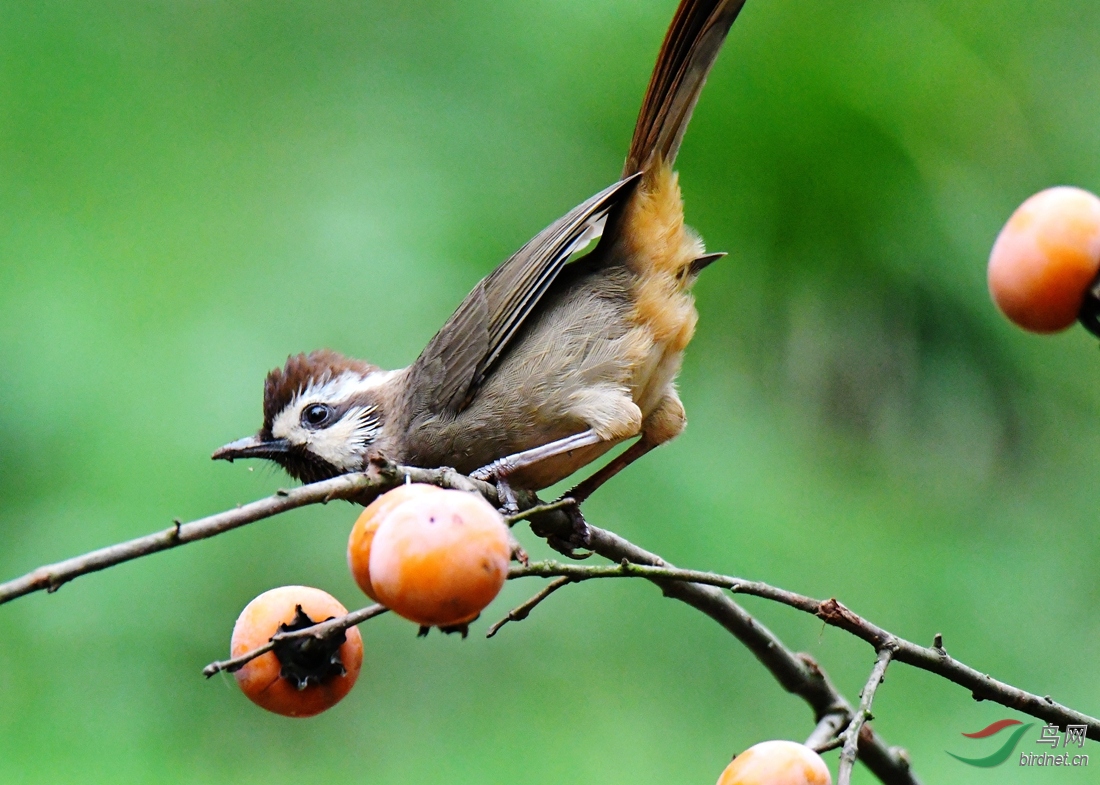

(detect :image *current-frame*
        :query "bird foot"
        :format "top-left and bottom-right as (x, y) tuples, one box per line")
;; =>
(544, 499), (593, 560)
(470, 457), (514, 482)
(469, 462), (520, 514)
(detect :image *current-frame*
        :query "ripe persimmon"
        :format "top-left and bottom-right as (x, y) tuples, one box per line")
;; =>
(988, 186), (1100, 333)
(716, 740), (832, 785)
(368, 488), (511, 628)
(348, 483), (442, 601)
(230, 585), (363, 718)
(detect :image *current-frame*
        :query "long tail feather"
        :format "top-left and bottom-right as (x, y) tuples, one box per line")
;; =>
(623, 0), (747, 176)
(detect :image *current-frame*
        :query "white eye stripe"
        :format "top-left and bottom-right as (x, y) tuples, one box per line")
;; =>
(272, 389), (381, 441)
(293, 370), (397, 410)
(269, 368), (399, 472)
(299, 374), (365, 404)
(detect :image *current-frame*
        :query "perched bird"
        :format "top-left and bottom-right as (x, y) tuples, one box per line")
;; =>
(215, 0), (745, 513)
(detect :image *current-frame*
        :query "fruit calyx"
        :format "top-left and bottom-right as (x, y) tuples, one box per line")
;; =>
(271, 605), (347, 689)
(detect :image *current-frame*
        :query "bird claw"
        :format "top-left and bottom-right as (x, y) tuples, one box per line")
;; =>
(544, 500), (593, 559)
(495, 478), (520, 515)
(470, 458), (511, 482)
(469, 461), (520, 514)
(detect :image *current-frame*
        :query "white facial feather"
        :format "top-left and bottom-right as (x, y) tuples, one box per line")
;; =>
(271, 370), (393, 471)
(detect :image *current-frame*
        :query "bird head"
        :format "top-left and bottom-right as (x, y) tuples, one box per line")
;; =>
(213, 350), (400, 484)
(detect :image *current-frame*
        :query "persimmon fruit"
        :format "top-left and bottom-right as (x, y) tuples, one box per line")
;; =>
(716, 740), (832, 785)
(368, 488), (511, 628)
(230, 585), (363, 718)
(988, 186), (1100, 333)
(348, 483), (442, 601)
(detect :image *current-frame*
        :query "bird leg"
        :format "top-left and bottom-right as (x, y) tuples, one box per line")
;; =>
(533, 438), (659, 557)
(471, 429), (603, 514)
(564, 389), (685, 504)
(564, 437), (659, 504)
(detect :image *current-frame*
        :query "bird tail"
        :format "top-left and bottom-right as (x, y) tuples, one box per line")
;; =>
(623, 0), (746, 176)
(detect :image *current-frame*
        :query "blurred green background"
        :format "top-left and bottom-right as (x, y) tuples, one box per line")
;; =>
(2, 1), (1098, 782)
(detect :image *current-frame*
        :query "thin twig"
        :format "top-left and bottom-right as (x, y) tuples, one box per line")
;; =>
(486, 576), (573, 638)
(0, 473), (371, 605)
(203, 604), (388, 677)
(509, 559), (1100, 742)
(503, 497), (577, 527)
(6, 467), (1097, 784)
(567, 529), (920, 785)
(0, 460), (497, 606)
(838, 647), (896, 785)
(814, 735), (846, 754)
(806, 712), (849, 752)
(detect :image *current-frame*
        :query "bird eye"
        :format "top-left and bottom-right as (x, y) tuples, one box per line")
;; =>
(301, 403), (333, 428)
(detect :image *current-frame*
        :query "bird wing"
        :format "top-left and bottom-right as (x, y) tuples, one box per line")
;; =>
(405, 174), (640, 417)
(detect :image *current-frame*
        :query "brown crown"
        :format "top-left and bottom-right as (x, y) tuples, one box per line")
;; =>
(261, 350), (378, 437)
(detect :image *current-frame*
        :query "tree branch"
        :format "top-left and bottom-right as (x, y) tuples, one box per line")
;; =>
(0, 460), (497, 606)
(838, 647), (895, 785)
(805, 715), (847, 753)
(565, 527), (920, 785)
(202, 603), (388, 677)
(503, 497), (578, 527)
(486, 576), (573, 638)
(3, 467), (1096, 785)
(508, 559), (1100, 742)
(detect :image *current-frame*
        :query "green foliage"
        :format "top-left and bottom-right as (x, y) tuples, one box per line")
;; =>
(1, 2), (1097, 783)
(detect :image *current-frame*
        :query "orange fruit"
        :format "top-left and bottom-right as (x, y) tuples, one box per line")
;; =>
(716, 740), (832, 785)
(230, 585), (363, 717)
(348, 484), (442, 601)
(988, 186), (1100, 333)
(369, 489), (511, 628)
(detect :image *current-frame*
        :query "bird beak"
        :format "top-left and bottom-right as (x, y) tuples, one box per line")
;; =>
(211, 436), (290, 462)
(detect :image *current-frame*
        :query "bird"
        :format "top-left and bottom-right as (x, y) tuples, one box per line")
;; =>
(214, 0), (746, 520)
